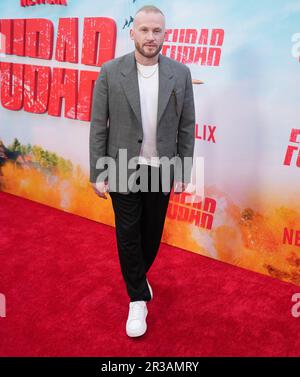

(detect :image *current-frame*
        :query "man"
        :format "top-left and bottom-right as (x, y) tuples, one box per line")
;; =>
(89, 5), (195, 337)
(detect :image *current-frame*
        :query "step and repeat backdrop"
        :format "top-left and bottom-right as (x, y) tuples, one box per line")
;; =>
(0, 0), (300, 285)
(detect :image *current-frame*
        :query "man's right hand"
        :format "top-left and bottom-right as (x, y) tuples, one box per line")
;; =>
(91, 180), (109, 199)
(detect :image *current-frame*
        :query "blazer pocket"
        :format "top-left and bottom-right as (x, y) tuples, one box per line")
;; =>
(107, 143), (119, 158)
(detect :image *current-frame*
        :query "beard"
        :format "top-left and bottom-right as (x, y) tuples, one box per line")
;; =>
(134, 41), (163, 59)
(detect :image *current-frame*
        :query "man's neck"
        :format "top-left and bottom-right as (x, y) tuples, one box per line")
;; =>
(134, 50), (159, 66)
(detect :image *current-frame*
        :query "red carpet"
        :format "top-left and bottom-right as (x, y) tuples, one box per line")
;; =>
(0, 190), (300, 356)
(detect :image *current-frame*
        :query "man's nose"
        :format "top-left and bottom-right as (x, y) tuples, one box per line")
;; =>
(145, 31), (155, 40)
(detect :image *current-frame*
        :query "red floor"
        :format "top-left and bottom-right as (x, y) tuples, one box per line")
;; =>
(0, 190), (300, 356)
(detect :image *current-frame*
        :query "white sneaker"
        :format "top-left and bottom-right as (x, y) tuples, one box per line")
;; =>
(126, 301), (148, 337)
(146, 278), (153, 300)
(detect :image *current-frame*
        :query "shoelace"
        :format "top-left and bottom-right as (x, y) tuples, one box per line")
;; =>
(130, 302), (146, 320)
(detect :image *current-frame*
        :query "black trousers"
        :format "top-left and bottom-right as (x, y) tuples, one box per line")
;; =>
(109, 164), (171, 302)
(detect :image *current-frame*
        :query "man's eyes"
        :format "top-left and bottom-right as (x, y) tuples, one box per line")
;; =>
(141, 29), (161, 33)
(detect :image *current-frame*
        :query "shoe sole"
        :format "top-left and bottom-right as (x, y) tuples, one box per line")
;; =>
(146, 279), (153, 301)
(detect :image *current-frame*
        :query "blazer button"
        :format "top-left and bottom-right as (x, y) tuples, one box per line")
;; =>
(138, 138), (143, 143)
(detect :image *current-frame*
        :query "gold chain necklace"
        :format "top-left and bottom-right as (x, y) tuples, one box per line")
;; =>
(137, 64), (158, 79)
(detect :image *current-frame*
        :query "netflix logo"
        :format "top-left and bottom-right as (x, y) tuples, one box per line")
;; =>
(0, 17), (116, 121)
(21, 0), (67, 6)
(283, 227), (300, 247)
(283, 128), (300, 167)
(167, 192), (216, 230)
(195, 124), (216, 143)
(162, 28), (224, 66)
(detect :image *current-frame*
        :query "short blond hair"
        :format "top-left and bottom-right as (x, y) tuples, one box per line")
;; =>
(135, 5), (164, 17)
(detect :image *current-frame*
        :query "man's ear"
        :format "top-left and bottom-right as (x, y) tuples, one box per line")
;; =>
(129, 29), (134, 40)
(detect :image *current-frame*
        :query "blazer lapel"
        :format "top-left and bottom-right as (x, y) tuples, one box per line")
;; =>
(120, 51), (142, 127)
(157, 53), (175, 126)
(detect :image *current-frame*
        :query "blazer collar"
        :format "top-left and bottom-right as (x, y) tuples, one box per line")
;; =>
(120, 51), (176, 127)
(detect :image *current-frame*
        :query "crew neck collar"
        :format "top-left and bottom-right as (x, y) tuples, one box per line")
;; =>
(136, 61), (158, 67)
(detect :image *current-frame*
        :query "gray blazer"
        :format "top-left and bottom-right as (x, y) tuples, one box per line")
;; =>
(89, 50), (195, 194)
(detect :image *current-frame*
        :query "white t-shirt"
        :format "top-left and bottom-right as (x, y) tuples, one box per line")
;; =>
(136, 62), (160, 168)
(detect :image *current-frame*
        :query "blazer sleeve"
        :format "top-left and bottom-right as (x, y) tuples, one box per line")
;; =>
(176, 67), (196, 184)
(89, 64), (109, 183)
